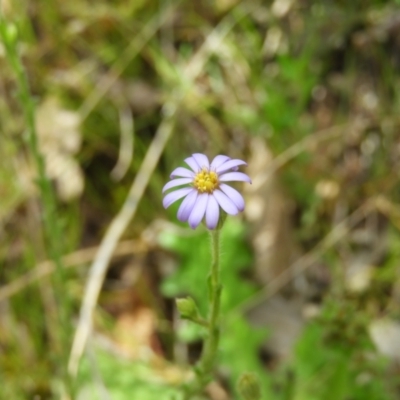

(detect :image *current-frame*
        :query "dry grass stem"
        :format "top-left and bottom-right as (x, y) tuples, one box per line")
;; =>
(78, 4), (177, 121)
(251, 124), (348, 191)
(0, 240), (147, 302)
(239, 199), (376, 314)
(111, 106), (135, 181)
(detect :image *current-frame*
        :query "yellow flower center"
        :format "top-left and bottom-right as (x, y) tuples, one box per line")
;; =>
(193, 169), (219, 193)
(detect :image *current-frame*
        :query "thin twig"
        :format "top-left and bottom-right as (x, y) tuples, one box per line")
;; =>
(250, 124), (349, 191)
(237, 200), (375, 314)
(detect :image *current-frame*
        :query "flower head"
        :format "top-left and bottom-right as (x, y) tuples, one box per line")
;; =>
(162, 153), (251, 229)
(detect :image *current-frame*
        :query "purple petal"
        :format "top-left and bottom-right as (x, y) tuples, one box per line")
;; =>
(219, 183), (245, 211)
(170, 167), (195, 179)
(205, 195), (219, 229)
(184, 157), (201, 173)
(162, 178), (192, 193)
(188, 193), (209, 229)
(163, 187), (193, 209)
(216, 159), (247, 174)
(192, 153), (210, 169)
(210, 155), (230, 169)
(212, 189), (239, 215)
(177, 190), (198, 222)
(219, 172), (252, 183)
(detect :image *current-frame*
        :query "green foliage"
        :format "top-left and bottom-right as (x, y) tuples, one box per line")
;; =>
(78, 350), (181, 400)
(221, 315), (270, 399)
(263, 52), (319, 139)
(291, 317), (392, 400)
(159, 219), (255, 316)
(159, 220), (269, 398)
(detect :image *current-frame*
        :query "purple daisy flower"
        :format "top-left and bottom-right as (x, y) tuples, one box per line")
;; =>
(162, 153), (251, 230)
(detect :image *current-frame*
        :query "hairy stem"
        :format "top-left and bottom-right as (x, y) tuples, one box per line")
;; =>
(183, 229), (222, 398)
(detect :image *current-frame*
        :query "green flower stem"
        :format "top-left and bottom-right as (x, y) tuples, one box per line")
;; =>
(198, 228), (221, 374)
(0, 19), (64, 261)
(183, 229), (222, 398)
(0, 17), (72, 390)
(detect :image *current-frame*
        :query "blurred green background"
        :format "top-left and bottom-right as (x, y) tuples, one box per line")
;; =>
(1, 0), (400, 399)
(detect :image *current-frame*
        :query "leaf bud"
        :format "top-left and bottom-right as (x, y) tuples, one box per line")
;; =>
(176, 297), (199, 320)
(237, 372), (262, 400)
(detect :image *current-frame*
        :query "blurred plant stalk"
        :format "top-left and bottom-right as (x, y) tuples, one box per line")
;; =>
(0, 14), (73, 394)
(180, 229), (222, 399)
